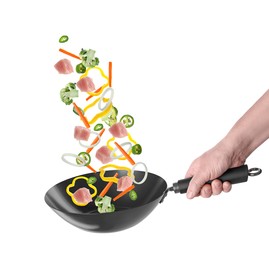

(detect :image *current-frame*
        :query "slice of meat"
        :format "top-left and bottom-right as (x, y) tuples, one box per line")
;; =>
(109, 122), (128, 138)
(95, 146), (113, 164)
(74, 126), (90, 141)
(73, 187), (92, 205)
(54, 59), (73, 74)
(117, 176), (133, 191)
(77, 77), (96, 92)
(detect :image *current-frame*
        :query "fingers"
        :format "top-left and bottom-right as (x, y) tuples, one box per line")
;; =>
(189, 180), (232, 199)
(186, 174), (209, 199)
(211, 179), (223, 195)
(200, 184), (212, 198)
(223, 181), (232, 193)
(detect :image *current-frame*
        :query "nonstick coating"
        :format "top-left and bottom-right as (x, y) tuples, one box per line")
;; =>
(45, 170), (167, 232)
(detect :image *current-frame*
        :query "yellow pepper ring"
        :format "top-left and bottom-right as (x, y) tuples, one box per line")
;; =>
(86, 83), (109, 97)
(99, 164), (132, 184)
(84, 97), (101, 113)
(66, 176), (97, 206)
(80, 66), (108, 80)
(87, 102), (113, 125)
(106, 136), (115, 150)
(80, 66), (109, 97)
(127, 132), (137, 145)
(106, 134), (138, 161)
(83, 95), (110, 114)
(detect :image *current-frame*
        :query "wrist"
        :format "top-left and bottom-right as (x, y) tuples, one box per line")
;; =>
(218, 132), (250, 166)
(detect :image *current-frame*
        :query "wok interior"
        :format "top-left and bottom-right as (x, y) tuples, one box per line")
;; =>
(45, 170), (167, 215)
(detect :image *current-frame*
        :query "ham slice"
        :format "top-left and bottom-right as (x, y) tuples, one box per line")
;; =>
(96, 146), (113, 164)
(73, 187), (92, 204)
(117, 176), (133, 191)
(74, 126), (90, 141)
(109, 122), (128, 138)
(77, 77), (95, 92)
(54, 59), (73, 74)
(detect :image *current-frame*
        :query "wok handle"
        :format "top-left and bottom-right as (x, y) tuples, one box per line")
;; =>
(173, 165), (250, 194)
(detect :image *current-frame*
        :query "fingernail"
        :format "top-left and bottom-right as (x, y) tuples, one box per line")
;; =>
(187, 192), (194, 199)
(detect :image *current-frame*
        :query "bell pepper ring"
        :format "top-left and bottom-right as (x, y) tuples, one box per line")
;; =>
(66, 176), (97, 206)
(99, 164), (133, 184)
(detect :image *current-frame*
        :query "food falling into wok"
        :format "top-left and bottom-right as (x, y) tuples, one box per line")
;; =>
(54, 36), (148, 213)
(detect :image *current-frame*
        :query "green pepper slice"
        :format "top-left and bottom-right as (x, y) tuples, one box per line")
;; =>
(94, 123), (103, 131)
(87, 176), (97, 185)
(59, 35), (69, 43)
(76, 63), (86, 74)
(129, 190), (138, 201)
(120, 115), (134, 128)
(73, 106), (84, 116)
(76, 152), (91, 166)
(132, 144), (142, 155)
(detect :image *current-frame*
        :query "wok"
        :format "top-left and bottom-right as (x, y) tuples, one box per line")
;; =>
(45, 165), (261, 233)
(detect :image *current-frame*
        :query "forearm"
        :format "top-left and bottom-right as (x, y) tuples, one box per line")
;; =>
(222, 89), (269, 162)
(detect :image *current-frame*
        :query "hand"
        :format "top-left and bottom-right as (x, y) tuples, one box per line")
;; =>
(185, 141), (245, 199)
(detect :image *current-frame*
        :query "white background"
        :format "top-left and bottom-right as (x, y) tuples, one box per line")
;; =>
(1, 0), (269, 259)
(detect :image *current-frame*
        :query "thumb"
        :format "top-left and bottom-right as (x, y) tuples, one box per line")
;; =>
(186, 173), (209, 199)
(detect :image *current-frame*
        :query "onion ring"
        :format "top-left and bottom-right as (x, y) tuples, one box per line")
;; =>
(98, 87), (114, 111)
(61, 153), (86, 167)
(131, 162), (148, 184)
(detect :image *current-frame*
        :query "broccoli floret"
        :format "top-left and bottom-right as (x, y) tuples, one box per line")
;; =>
(60, 82), (79, 105)
(79, 48), (99, 68)
(94, 196), (115, 214)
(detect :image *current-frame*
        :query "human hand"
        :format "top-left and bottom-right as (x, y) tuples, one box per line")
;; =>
(185, 141), (245, 199)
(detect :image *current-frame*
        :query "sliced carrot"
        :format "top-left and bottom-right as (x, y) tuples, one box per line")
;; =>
(73, 102), (90, 128)
(113, 184), (135, 202)
(59, 48), (81, 60)
(86, 164), (97, 173)
(86, 87), (102, 101)
(86, 128), (105, 153)
(114, 142), (135, 165)
(108, 61), (112, 87)
(99, 172), (119, 197)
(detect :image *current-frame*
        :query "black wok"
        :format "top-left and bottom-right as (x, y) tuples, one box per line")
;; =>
(44, 165), (261, 232)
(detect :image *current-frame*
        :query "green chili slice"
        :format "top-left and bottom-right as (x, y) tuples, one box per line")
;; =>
(132, 144), (142, 155)
(87, 176), (97, 185)
(76, 63), (86, 74)
(73, 106), (84, 116)
(120, 115), (134, 128)
(129, 190), (138, 201)
(94, 123), (103, 131)
(59, 35), (69, 43)
(76, 152), (91, 166)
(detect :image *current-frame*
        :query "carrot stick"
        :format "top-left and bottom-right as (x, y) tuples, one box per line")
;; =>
(85, 87), (102, 101)
(59, 48), (81, 60)
(86, 128), (105, 153)
(108, 61), (112, 87)
(114, 142), (135, 165)
(113, 185), (135, 202)
(99, 173), (119, 197)
(86, 164), (97, 173)
(73, 102), (90, 128)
